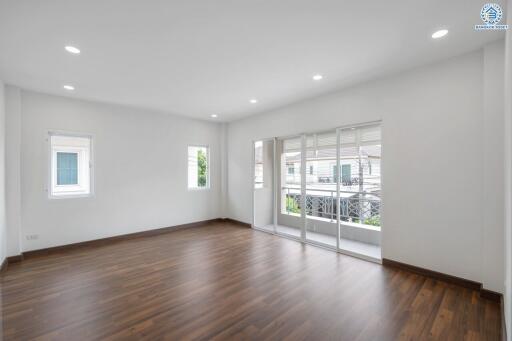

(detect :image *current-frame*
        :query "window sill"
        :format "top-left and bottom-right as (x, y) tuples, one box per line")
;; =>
(49, 193), (93, 200)
(188, 187), (211, 191)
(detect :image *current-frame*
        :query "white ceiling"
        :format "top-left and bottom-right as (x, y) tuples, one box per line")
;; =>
(0, 0), (506, 121)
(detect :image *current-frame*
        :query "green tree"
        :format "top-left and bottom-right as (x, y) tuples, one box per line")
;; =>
(198, 150), (207, 187)
(286, 196), (300, 214)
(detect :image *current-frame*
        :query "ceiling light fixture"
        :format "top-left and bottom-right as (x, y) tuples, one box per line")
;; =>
(249, 99), (258, 104)
(211, 114), (218, 118)
(313, 74), (323, 81)
(63, 85), (75, 91)
(65, 45), (81, 54)
(431, 29), (448, 39)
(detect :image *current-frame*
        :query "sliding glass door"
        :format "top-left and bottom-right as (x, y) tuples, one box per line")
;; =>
(338, 125), (382, 259)
(252, 123), (382, 261)
(276, 136), (302, 239)
(305, 131), (338, 248)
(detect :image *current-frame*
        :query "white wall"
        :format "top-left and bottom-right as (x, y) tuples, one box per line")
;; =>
(220, 122), (228, 218)
(483, 40), (506, 293)
(227, 46), (504, 290)
(504, 0), (512, 336)
(0, 80), (6, 265)
(14, 90), (222, 252)
(5, 85), (22, 257)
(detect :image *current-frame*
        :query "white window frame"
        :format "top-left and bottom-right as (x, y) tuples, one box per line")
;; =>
(187, 145), (210, 190)
(48, 131), (94, 199)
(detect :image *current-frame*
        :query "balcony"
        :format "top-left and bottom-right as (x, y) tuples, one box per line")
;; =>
(273, 185), (381, 260)
(283, 186), (380, 224)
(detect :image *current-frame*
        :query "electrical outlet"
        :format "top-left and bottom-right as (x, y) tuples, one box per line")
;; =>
(26, 234), (39, 240)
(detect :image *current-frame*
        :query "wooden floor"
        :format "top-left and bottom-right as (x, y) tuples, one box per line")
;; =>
(1, 221), (501, 340)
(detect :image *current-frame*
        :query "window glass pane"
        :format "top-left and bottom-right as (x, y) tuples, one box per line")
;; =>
(57, 152), (78, 185)
(197, 148), (207, 187)
(188, 146), (209, 189)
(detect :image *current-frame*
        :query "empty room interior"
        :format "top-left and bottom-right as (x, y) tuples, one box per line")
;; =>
(0, 1), (512, 340)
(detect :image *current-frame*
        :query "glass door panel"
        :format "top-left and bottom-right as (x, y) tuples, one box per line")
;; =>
(338, 125), (382, 259)
(253, 139), (275, 232)
(275, 137), (302, 239)
(305, 131), (337, 247)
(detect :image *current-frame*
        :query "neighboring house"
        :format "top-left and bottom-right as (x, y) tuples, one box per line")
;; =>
(285, 156), (381, 191)
(282, 156), (381, 225)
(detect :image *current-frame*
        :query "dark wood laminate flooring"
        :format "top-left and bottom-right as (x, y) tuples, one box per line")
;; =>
(0, 221), (501, 340)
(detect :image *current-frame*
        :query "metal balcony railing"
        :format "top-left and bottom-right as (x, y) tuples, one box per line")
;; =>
(282, 186), (381, 226)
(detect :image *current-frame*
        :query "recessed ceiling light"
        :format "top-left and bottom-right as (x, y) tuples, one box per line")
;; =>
(431, 29), (448, 39)
(211, 114), (218, 118)
(313, 74), (323, 81)
(249, 99), (258, 104)
(63, 85), (75, 91)
(65, 45), (81, 54)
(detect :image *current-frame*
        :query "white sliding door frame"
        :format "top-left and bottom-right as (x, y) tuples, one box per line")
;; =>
(273, 137), (278, 232)
(300, 134), (307, 242)
(250, 120), (382, 264)
(336, 127), (341, 251)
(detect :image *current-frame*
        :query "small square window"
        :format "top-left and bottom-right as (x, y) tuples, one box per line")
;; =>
(49, 133), (92, 198)
(188, 146), (210, 189)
